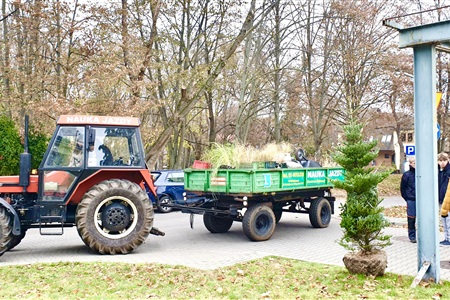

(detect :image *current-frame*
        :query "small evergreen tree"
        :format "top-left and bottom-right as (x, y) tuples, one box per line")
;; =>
(332, 123), (392, 254)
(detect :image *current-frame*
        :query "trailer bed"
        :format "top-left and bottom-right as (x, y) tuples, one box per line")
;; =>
(184, 166), (345, 195)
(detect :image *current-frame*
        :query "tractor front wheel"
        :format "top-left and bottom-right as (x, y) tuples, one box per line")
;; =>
(0, 206), (13, 257)
(75, 179), (153, 254)
(7, 229), (26, 251)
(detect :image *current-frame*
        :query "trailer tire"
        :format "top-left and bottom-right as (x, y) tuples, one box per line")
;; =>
(75, 179), (153, 254)
(0, 206), (13, 257)
(243, 204), (276, 241)
(203, 214), (233, 233)
(309, 197), (331, 228)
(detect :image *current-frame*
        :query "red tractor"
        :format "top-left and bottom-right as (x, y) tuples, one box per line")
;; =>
(0, 115), (163, 257)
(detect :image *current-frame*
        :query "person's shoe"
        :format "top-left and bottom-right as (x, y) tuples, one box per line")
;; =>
(440, 240), (450, 246)
(410, 239), (417, 243)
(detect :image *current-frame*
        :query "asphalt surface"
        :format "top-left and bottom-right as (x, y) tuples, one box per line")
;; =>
(2, 196), (450, 282)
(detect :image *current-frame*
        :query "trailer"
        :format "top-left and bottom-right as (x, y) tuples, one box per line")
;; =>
(176, 164), (345, 241)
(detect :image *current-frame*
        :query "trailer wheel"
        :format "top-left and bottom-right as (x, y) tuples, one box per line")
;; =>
(242, 204), (276, 241)
(76, 179), (153, 254)
(203, 214), (233, 233)
(0, 206), (13, 257)
(309, 197), (332, 228)
(156, 195), (173, 213)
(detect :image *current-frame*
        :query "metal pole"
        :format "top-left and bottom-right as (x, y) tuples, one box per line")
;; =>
(413, 44), (440, 282)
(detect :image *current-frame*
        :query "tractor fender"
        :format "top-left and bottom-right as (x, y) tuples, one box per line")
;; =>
(0, 197), (21, 236)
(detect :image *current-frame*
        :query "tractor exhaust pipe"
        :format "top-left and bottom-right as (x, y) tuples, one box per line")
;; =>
(19, 115), (31, 191)
(24, 115), (29, 153)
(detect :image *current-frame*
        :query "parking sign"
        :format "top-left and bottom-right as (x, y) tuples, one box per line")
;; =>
(405, 145), (415, 156)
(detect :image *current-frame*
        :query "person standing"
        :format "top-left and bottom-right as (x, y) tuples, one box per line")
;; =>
(401, 157), (416, 243)
(438, 152), (450, 245)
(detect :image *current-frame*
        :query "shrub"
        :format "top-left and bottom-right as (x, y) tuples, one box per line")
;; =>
(0, 116), (21, 175)
(0, 116), (49, 175)
(28, 126), (49, 169)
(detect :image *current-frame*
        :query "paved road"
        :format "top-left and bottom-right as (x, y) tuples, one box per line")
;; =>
(2, 196), (450, 281)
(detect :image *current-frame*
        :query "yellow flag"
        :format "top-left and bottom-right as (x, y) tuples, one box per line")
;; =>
(437, 92), (443, 109)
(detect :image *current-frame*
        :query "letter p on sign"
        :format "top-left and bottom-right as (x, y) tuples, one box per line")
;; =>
(406, 145), (415, 156)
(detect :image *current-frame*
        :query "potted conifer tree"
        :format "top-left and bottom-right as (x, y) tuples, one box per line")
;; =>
(332, 123), (392, 277)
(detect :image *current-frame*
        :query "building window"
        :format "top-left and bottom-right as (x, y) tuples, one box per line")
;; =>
(401, 133), (406, 142)
(407, 133), (413, 142)
(384, 154), (389, 159)
(381, 135), (392, 143)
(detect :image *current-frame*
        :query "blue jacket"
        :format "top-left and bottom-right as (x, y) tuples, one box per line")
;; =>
(439, 163), (450, 204)
(401, 167), (416, 202)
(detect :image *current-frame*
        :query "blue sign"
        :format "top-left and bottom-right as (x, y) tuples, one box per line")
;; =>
(405, 145), (415, 156)
(438, 123), (441, 139)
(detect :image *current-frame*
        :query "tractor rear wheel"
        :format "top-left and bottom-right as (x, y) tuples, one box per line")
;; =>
(0, 206), (13, 257)
(75, 179), (153, 254)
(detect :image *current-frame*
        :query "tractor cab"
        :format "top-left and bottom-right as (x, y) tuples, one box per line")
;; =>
(38, 116), (152, 205)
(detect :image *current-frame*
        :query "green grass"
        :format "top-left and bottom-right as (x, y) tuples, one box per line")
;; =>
(0, 257), (448, 299)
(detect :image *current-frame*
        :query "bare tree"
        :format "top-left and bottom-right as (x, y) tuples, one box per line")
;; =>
(330, 0), (398, 124)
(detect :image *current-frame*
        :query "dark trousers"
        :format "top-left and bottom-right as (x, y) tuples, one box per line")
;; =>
(406, 200), (416, 240)
(407, 217), (416, 241)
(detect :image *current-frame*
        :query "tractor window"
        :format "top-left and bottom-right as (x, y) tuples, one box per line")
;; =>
(88, 127), (142, 167)
(44, 127), (85, 168)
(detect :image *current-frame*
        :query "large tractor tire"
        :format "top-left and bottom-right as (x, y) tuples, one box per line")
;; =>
(156, 195), (174, 213)
(309, 197), (332, 228)
(0, 206), (13, 257)
(75, 179), (153, 254)
(242, 204), (276, 241)
(203, 214), (233, 233)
